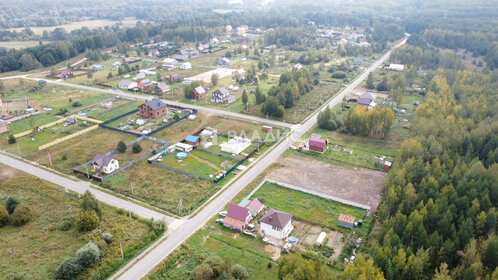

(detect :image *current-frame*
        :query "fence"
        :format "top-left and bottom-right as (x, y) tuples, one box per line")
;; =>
(150, 161), (214, 182)
(39, 125), (100, 150)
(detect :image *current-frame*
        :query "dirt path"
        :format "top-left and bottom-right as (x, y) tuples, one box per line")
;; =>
(190, 153), (221, 171)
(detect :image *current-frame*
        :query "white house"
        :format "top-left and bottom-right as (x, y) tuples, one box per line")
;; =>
(180, 62), (192, 70)
(174, 142), (193, 152)
(162, 58), (179, 69)
(118, 80), (137, 90)
(220, 136), (251, 154)
(259, 208), (294, 240)
(387, 63), (405, 72)
(92, 154), (119, 174)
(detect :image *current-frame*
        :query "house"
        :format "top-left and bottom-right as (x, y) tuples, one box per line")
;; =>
(259, 208), (294, 240)
(338, 213), (355, 229)
(223, 204), (251, 232)
(148, 49), (160, 57)
(0, 119), (9, 134)
(112, 61), (122, 68)
(138, 98), (168, 118)
(175, 48), (199, 61)
(162, 58), (179, 69)
(193, 86), (206, 100)
(357, 93), (376, 110)
(156, 82), (171, 93)
(119, 80), (138, 90)
(353, 58), (363, 65)
(234, 68), (246, 79)
(174, 142), (193, 152)
(60, 70), (74, 79)
(91, 64), (105, 71)
(200, 127), (218, 138)
(220, 136), (251, 154)
(246, 198), (264, 217)
(137, 79), (153, 90)
(136, 72), (146, 79)
(165, 74), (181, 83)
(218, 57), (231, 66)
(384, 161), (392, 169)
(123, 57), (142, 64)
(309, 138), (328, 153)
(387, 63), (405, 72)
(182, 80), (193, 86)
(92, 154), (119, 175)
(211, 88), (235, 104)
(180, 62), (191, 70)
(185, 135), (200, 146)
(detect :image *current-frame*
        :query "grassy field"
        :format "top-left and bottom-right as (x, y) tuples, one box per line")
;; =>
(0, 40), (50, 49)
(0, 164), (161, 280)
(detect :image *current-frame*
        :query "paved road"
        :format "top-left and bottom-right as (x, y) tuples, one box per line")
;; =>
(0, 153), (176, 224)
(26, 78), (294, 129)
(111, 37), (407, 280)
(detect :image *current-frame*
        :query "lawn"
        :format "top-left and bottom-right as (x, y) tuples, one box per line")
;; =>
(0, 164), (162, 280)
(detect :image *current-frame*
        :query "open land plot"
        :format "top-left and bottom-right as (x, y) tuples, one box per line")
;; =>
(0, 164), (160, 280)
(268, 155), (385, 210)
(0, 40), (51, 49)
(104, 109), (186, 135)
(2, 18), (141, 35)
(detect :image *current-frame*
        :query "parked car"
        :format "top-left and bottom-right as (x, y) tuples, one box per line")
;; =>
(216, 219), (224, 224)
(218, 211), (227, 217)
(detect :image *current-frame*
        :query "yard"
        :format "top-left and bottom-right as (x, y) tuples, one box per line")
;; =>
(0, 164), (161, 280)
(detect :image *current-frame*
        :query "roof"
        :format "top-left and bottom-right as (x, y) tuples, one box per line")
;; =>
(163, 58), (178, 64)
(259, 208), (292, 229)
(238, 198), (251, 207)
(119, 80), (134, 87)
(226, 204), (249, 222)
(357, 93), (375, 106)
(309, 138), (327, 148)
(194, 86), (206, 94)
(310, 133), (322, 139)
(144, 98), (167, 111)
(92, 153), (114, 167)
(247, 198), (263, 213)
(213, 88), (229, 96)
(60, 70), (72, 74)
(157, 82), (170, 90)
(338, 213), (355, 224)
(185, 135), (199, 143)
(140, 79), (152, 86)
(223, 216), (245, 229)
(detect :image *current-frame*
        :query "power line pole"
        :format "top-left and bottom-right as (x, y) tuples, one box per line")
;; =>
(47, 153), (52, 166)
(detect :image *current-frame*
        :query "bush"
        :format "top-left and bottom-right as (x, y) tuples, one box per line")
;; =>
(11, 204), (31, 226)
(132, 142), (142, 153)
(149, 219), (167, 235)
(0, 206), (9, 227)
(117, 141), (127, 153)
(7, 134), (16, 144)
(231, 264), (249, 280)
(58, 218), (74, 231)
(190, 263), (214, 280)
(80, 190), (102, 217)
(203, 255), (223, 277)
(72, 101), (82, 107)
(75, 210), (99, 232)
(6, 196), (20, 214)
(173, 114), (180, 120)
(331, 71), (347, 79)
(102, 232), (113, 244)
(76, 242), (101, 268)
(54, 257), (82, 280)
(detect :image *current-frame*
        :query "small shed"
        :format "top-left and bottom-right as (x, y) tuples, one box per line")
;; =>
(316, 232), (327, 245)
(338, 213), (355, 229)
(185, 135), (200, 146)
(262, 125), (272, 132)
(384, 161), (392, 169)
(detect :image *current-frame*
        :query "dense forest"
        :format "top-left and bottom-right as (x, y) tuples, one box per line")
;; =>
(371, 69), (498, 279)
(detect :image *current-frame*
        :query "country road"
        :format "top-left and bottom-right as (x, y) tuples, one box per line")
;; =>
(0, 152), (176, 224)
(109, 37), (408, 280)
(25, 78), (295, 129)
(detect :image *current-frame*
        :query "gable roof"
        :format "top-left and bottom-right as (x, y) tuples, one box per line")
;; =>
(357, 93), (375, 105)
(185, 135), (199, 143)
(157, 82), (170, 90)
(309, 138), (327, 148)
(226, 204), (249, 222)
(213, 88), (230, 96)
(194, 86), (206, 94)
(140, 79), (152, 86)
(92, 153), (113, 167)
(259, 208), (292, 229)
(144, 98), (167, 111)
(119, 80), (134, 87)
(247, 198), (264, 213)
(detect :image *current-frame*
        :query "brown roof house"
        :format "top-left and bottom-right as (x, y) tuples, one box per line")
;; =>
(193, 86), (206, 100)
(337, 213), (355, 229)
(137, 79), (153, 90)
(308, 137), (328, 153)
(357, 93), (376, 110)
(92, 154), (119, 175)
(138, 99), (168, 118)
(223, 204), (251, 232)
(156, 82), (171, 93)
(259, 208), (294, 240)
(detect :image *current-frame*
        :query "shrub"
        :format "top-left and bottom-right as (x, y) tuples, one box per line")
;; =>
(231, 264), (249, 280)
(0, 206), (9, 227)
(6, 196), (20, 214)
(80, 190), (102, 217)
(95, 239), (108, 251)
(268, 262), (272, 269)
(76, 242), (101, 268)
(203, 255), (223, 277)
(331, 71), (347, 79)
(218, 272), (231, 280)
(72, 101), (82, 107)
(173, 114), (180, 120)
(117, 141), (127, 153)
(11, 204), (31, 226)
(54, 257), (82, 280)
(7, 134), (16, 144)
(190, 263), (214, 280)
(149, 219), (167, 235)
(132, 142), (142, 153)
(102, 232), (113, 244)
(58, 217), (74, 231)
(75, 210), (99, 232)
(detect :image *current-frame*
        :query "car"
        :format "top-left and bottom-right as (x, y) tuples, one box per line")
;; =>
(218, 211), (227, 217)
(216, 218), (223, 224)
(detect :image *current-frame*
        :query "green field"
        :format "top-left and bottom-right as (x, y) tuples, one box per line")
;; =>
(0, 164), (162, 280)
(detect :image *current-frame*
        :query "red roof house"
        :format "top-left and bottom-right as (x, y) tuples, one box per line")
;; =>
(247, 198), (264, 216)
(308, 138), (328, 152)
(223, 204), (251, 231)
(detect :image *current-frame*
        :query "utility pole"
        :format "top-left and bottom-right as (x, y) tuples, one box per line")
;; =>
(130, 181), (134, 194)
(120, 242), (124, 259)
(16, 141), (21, 155)
(48, 153), (52, 166)
(176, 197), (183, 215)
